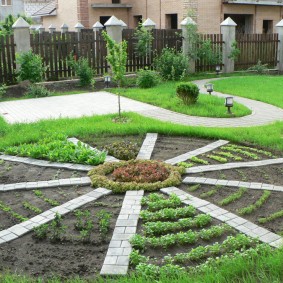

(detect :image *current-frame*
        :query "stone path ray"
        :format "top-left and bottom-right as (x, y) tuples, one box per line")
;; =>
(186, 158), (283, 173)
(136, 133), (158, 160)
(0, 188), (111, 245)
(183, 177), (283, 192)
(160, 187), (282, 248)
(165, 140), (229, 165)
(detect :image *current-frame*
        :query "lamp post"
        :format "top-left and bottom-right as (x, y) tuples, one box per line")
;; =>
(104, 75), (111, 88)
(225, 97), (233, 114)
(206, 83), (214, 95)
(216, 65), (221, 76)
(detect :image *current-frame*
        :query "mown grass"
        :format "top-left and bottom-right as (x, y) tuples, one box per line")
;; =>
(1, 247), (282, 282)
(213, 75), (283, 109)
(110, 81), (251, 118)
(0, 113), (283, 152)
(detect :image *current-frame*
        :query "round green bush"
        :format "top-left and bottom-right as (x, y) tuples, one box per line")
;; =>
(136, 69), (160, 88)
(88, 160), (185, 193)
(176, 82), (199, 105)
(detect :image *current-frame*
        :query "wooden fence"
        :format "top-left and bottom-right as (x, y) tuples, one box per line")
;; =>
(0, 35), (16, 84)
(195, 34), (223, 72)
(235, 33), (278, 70)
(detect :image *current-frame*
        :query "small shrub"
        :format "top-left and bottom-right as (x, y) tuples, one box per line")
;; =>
(24, 84), (51, 98)
(49, 213), (66, 242)
(69, 57), (95, 87)
(154, 47), (189, 80)
(96, 210), (111, 236)
(104, 141), (139, 160)
(176, 82), (199, 105)
(136, 68), (160, 88)
(248, 60), (269, 74)
(16, 50), (46, 83)
(33, 224), (49, 240)
(0, 84), (7, 99)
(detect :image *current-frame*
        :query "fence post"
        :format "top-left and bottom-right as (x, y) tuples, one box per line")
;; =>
(181, 17), (196, 73)
(276, 19), (283, 72)
(142, 18), (156, 30)
(120, 19), (128, 30)
(104, 15), (123, 43)
(61, 23), (69, 34)
(48, 24), (56, 34)
(75, 22), (84, 40)
(142, 18), (156, 67)
(38, 25), (45, 34)
(221, 17), (237, 73)
(93, 21), (104, 33)
(12, 17), (31, 54)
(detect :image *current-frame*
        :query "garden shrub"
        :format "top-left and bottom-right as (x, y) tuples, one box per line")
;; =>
(248, 60), (269, 74)
(16, 50), (46, 83)
(69, 56), (95, 87)
(0, 84), (7, 99)
(136, 68), (160, 89)
(154, 47), (189, 80)
(104, 141), (139, 160)
(24, 84), (51, 98)
(176, 82), (199, 105)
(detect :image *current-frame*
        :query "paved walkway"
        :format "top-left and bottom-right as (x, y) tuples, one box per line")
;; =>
(1, 78), (283, 127)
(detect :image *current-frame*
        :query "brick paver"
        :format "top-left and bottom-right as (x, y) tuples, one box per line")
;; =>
(100, 190), (144, 275)
(183, 177), (283, 192)
(136, 133), (158, 160)
(186, 158), (283, 173)
(160, 187), (282, 248)
(0, 188), (111, 245)
(1, 79), (283, 127)
(166, 140), (229, 165)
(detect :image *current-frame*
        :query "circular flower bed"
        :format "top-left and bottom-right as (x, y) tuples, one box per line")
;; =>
(88, 160), (185, 193)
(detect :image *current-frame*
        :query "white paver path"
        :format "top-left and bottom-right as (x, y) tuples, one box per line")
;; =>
(1, 79), (283, 127)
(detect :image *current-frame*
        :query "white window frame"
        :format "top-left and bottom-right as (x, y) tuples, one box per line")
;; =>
(1, 0), (12, 6)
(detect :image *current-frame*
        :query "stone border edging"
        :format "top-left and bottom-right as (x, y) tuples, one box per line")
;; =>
(186, 158), (283, 173)
(165, 140), (229, 165)
(100, 190), (144, 275)
(67, 137), (119, 162)
(160, 187), (282, 249)
(0, 154), (94, 171)
(136, 133), (158, 160)
(183, 177), (283, 192)
(0, 177), (92, 192)
(0, 188), (111, 245)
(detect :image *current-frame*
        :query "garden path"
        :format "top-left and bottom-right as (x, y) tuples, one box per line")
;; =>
(0, 79), (283, 127)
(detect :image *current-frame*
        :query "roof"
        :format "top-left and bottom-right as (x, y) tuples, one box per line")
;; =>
(32, 1), (56, 17)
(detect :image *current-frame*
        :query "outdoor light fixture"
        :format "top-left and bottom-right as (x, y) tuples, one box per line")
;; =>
(104, 75), (111, 88)
(216, 65), (221, 75)
(225, 97), (234, 114)
(206, 83), (214, 95)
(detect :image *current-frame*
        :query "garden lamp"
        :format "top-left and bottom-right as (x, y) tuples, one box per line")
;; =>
(104, 75), (111, 88)
(225, 97), (234, 114)
(206, 83), (213, 95)
(216, 65), (221, 76)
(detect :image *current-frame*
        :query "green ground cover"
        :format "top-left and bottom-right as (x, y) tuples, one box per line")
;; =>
(110, 81), (251, 118)
(213, 75), (283, 109)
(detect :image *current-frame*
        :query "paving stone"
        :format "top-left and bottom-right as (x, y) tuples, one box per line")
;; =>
(259, 233), (281, 243)
(269, 238), (283, 248)
(7, 225), (29, 236)
(117, 256), (130, 266)
(136, 133), (158, 160)
(107, 248), (124, 256)
(104, 256), (118, 265)
(100, 265), (128, 275)
(2, 233), (17, 241)
(109, 241), (122, 248)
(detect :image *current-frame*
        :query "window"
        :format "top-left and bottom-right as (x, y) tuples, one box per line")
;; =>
(165, 14), (178, 29)
(100, 16), (111, 26)
(263, 20), (273, 34)
(112, 0), (120, 3)
(134, 15), (143, 27)
(1, 0), (12, 5)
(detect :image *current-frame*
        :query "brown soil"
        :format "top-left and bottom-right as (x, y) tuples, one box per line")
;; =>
(0, 194), (124, 280)
(0, 160), (85, 184)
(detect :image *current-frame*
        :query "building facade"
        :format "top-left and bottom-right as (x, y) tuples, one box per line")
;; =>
(40, 0), (283, 34)
(0, 0), (25, 21)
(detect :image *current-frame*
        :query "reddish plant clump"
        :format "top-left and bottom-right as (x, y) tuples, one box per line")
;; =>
(112, 162), (169, 183)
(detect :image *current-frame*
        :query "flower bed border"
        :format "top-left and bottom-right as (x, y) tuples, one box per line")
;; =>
(88, 160), (185, 193)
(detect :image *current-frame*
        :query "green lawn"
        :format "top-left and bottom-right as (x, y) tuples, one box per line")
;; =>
(110, 81), (251, 118)
(213, 75), (283, 109)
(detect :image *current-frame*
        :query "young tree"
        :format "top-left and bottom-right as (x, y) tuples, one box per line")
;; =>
(102, 31), (127, 118)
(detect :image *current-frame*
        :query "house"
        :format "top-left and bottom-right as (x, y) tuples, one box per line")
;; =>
(38, 0), (283, 34)
(0, 0), (25, 21)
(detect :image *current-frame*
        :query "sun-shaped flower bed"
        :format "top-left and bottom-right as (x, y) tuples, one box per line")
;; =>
(88, 160), (185, 193)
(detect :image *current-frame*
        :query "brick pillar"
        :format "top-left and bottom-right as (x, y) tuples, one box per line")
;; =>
(221, 17), (237, 73)
(77, 0), (90, 28)
(181, 17), (196, 73)
(276, 19), (283, 72)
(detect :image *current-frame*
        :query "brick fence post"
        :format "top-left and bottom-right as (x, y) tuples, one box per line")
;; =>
(221, 17), (237, 73)
(104, 16), (123, 43)
(276, 19), (283, 72)
(181, 17), (196, 73)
